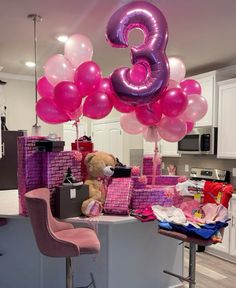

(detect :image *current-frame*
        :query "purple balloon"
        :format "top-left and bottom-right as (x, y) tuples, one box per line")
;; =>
(160, 88), (188, 117)
(106, 1), (169, 105)
(54, 81), (82, 113)
(37, 76), (54, 99)
(74, 61), (101, 97)
(83, 92), (113, 119)
(36, 98), (70, 124)
(180, 79), (202, 95)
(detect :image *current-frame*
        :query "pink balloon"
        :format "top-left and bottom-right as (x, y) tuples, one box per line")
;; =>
(83, 92), (113, 119)
(44, 54), (74, 86)
(36, 98), (70, 124)
(180, 79), (202, 95)
(129, 63), (147, 84)
(67, 105), (83, 121)
(143, 126), (161, 143)
(74, 61), (101, 96)
(158, 117), (187, 142)
(37, 76), (54, 99)
(160, 88), (188, 117)
(135, 101), (162, 125)
(180, 94), (208, 122)
(167, 79), (181, 89)
(64, 34), (93, 68)
(168, 57), (186, 83)
(120, 112), (145, 135)
(186, 121), (194, 133)
(54, 81), (82, 113)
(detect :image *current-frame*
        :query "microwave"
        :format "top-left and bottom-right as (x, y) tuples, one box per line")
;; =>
(178, 126), (217, 155)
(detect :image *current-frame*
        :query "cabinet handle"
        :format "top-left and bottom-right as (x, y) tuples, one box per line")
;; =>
(232, 215), (235, 226)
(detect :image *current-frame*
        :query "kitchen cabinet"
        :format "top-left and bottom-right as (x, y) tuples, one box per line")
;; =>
(143, 139), (180, 157)
(217, 78), (236, 159)
(206, 196), (236, 262)
(190, 71), (217, 127)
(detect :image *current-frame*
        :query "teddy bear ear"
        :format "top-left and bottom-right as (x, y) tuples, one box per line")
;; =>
(109, 154), (117, 164)
(84, 153), (96, 165)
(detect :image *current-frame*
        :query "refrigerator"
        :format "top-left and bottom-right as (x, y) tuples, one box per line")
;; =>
(0, 130), (25, 190)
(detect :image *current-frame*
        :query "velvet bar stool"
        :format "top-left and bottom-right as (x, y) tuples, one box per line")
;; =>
(158, 228), (216, 288)
(25, 188), (100, 288)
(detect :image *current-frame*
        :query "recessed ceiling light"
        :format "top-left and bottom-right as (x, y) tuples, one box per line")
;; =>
(56, 35), (69, 43)
(25, 61), (36, 68)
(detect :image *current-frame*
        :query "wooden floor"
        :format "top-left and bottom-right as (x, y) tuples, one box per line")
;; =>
(183, 249), (236, 288)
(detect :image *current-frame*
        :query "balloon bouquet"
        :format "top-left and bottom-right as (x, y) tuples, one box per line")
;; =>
(36, 1), (208, 158)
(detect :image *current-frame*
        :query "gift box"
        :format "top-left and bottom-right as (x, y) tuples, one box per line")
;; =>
(142, 155), (161, 176)
(35, 140), (65, 152)
(71, 140), (93, 152)
(146, 175), (181, 186)
(54, 184), (89, 219)
(42, 150), (83, 213)
(131, 185), (182, 210)
(17, 136), (45, 216)
(104, 177), (133, 215)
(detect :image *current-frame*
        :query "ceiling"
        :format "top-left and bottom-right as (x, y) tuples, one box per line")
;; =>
(1, 0), (236, 78)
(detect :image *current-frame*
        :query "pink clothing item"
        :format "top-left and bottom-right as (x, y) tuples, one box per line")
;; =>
(201, 203), (228, 224)
(180, 200), (204, 224)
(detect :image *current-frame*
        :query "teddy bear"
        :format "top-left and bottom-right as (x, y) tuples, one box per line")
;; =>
(81, 151), (116, 217)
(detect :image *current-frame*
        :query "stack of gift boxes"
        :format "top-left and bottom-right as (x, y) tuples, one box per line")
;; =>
(18, 137), (82, 216)
(130, 154), (183, 210)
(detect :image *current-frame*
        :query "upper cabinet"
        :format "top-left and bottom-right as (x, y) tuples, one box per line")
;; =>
(217, 78), (236, 159)
(190, 71), (217, 127)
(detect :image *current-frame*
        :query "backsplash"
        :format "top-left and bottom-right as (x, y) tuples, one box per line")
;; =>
(162, 155), (236, 188)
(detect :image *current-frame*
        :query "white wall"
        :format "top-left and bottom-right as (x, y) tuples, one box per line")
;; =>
(0, 72), (63, 138)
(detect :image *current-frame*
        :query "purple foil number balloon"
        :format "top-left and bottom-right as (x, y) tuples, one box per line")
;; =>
(106, 1), (169, 105)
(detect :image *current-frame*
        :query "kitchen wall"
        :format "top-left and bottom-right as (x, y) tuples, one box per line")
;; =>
(162, 155), (236, 188)
(0, 72), (63, 137)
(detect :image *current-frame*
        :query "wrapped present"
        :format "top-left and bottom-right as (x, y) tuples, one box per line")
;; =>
(17, 136), (45, 216)
(142, 154), (161, 176)
(146, 175), (181, 186)
(104, 178), (133, 215)
(42, 150), (83, 213)
(131, 185), (182, 210)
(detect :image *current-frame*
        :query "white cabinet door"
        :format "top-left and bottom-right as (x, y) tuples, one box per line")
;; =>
(92, 121), (123, 162)
(229, 198), (236, 257)
(63, 121), (87, 150)
(143, 139), (180, 157)
(217, 78), (236, 159)
(191, 71), (216, 127)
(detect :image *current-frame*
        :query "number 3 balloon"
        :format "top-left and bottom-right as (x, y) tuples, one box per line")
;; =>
(106, 1), (169, 106)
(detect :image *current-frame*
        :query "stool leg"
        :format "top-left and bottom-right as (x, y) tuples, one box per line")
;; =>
(189, 243), (196, 288)
(66, 257), (73, 288)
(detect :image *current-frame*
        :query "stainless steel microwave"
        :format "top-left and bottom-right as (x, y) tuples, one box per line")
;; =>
(178, 126), (217, 155)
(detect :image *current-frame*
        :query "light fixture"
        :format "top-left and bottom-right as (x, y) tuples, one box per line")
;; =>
(25, 61), (36, 68)
(56, 35), (69, 43)
(27, 13), (42, 136)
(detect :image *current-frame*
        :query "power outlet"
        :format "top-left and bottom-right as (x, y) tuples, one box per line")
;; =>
(185, 164), (189, 172)
(233, 168), (236, 177)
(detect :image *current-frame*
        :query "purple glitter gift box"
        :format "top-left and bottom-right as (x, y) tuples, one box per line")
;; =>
(131, 185), (183, 210)
(104, 177), (133, 215)
(146, 175), (181, 186)
(142, 154), (161, 176)
(17, 136), (45, 216)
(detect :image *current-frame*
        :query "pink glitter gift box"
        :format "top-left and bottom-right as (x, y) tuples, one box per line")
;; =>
(17, 136), (45, 216)
(142, 154), (161, 176)
(104, 177), (133, 215)
(146, 175), (181, 186)
(130, 185), (183, 210)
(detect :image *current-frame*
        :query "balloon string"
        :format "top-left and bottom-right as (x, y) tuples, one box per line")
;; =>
(74, 120), (80, 151)
(152, 141), (158, 186)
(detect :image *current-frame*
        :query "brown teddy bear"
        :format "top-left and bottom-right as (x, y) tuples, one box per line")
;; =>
(81, 151), (116, 217)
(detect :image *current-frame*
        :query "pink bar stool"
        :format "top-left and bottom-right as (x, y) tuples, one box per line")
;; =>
(25, 188), (100, 288)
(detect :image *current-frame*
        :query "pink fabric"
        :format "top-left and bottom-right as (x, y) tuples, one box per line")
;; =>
(25, 188), (100, 257)
(180, 200), (203, 223)
(202, 203), (228, 223)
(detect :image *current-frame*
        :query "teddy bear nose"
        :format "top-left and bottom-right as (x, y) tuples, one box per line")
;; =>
(110, 167), (114, 171)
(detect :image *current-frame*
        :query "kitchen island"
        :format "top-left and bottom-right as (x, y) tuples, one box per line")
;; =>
(0, 190), (183, 288)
